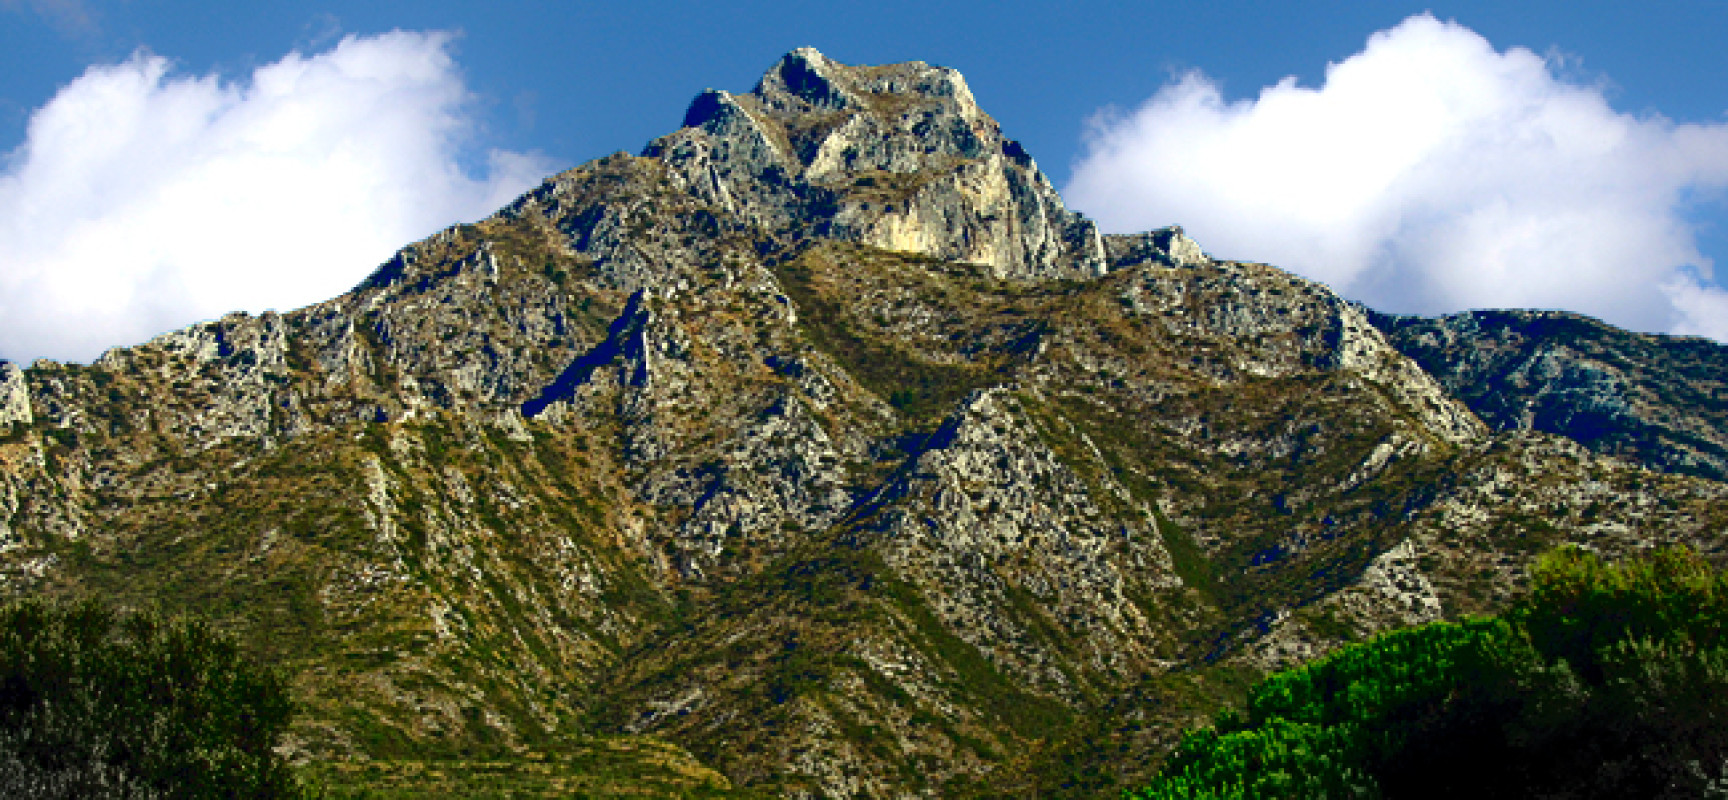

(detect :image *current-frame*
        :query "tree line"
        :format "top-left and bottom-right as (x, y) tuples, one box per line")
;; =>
(1132, 546), (1728, 799)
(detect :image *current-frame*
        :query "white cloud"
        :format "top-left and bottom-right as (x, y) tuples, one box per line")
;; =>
(1066, 14), (1728, 341)
(1665, 274), (1728, 341)
(0, 30), (557, 363)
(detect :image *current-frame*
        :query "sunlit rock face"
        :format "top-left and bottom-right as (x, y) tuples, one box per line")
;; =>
(1, 48), (1724, 799)
(0, 363), (29, 429)
(646, 47), (1109, 279)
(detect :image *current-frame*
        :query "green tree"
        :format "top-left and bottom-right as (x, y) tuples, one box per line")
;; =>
(0, 597), (310, 799)
(1131, 546), (1728, 800)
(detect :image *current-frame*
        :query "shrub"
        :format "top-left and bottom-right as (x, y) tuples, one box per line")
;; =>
(1131, 546), (1728, 799)
(0, 598), (309, 799)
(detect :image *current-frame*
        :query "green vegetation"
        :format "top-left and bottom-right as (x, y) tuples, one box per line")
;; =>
(772, 244), (1000, 424)
(304, 736), (761, 799)
(0, 598), (308, 799)
(1130, 546), (1728, 799)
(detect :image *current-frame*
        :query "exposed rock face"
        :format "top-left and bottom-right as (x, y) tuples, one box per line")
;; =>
(0, 363), (30, 429)
(0, 49), (1725, 799)
(852, 388), (1176, 695)
(0, 362), (34, 548)
(1104, 225), (1209, 269)
(645, 47), (1108, 278)
(1372, 308), (1728, 482)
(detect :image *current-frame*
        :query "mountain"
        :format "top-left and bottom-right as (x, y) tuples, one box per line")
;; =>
(2, 48), (1725, 798)
(1370, 308), (1728, 482)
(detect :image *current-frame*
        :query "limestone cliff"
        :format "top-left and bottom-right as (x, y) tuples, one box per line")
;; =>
(646, 48), (1107, 279)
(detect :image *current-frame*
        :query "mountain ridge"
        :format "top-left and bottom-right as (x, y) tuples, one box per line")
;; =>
(1369, 307), (1728, 482)
(1, 48), (1724, 798)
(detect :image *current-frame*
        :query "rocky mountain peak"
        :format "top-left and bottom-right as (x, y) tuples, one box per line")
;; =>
(751, 47), (864, 112)
(750, 47), (985, 125)
(648, 48), (1110, 278)
(5, 44), (1726, 800)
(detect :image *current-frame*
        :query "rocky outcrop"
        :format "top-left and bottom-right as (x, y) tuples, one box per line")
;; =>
(0, 363), (29, 429)
(1104, 226), (1209, 269)
(645, 48), (1107, 279)
(853, 388), (1178, 696)
(0, 362), (35, 549)
(1372, 308), (1728, 481)
(1098, 257), (1485, 448)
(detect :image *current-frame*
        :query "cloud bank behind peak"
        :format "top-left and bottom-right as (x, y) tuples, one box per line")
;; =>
(1066, 13), (1728, 342)
(0, 29), (556, 364)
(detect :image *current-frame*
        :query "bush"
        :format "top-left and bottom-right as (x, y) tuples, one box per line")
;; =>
(1131, 546), (1728, 800)
(0, 598), (309, 799)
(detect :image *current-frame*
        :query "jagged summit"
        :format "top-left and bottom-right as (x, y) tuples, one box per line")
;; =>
(645, 48), (1115, 278)
(677, 47), (997, 176)
(750, 47), (986, 122)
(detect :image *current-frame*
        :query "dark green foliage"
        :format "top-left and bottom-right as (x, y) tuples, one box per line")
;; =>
(1131, 547), (1728, 799)
(0, 598), (309, 799)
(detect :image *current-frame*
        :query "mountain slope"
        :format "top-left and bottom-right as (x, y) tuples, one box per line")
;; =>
(1, 49), (1725, 798)
(1371, 308), (1728, 482)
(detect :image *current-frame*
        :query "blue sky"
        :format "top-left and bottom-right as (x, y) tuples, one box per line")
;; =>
(3, 0), (1727, 362)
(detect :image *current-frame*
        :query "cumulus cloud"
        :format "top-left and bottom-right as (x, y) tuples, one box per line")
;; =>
(1665, 275), (1728, 341)
(0, 30), (556, 363)
(1066, 14), (1728, 341)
